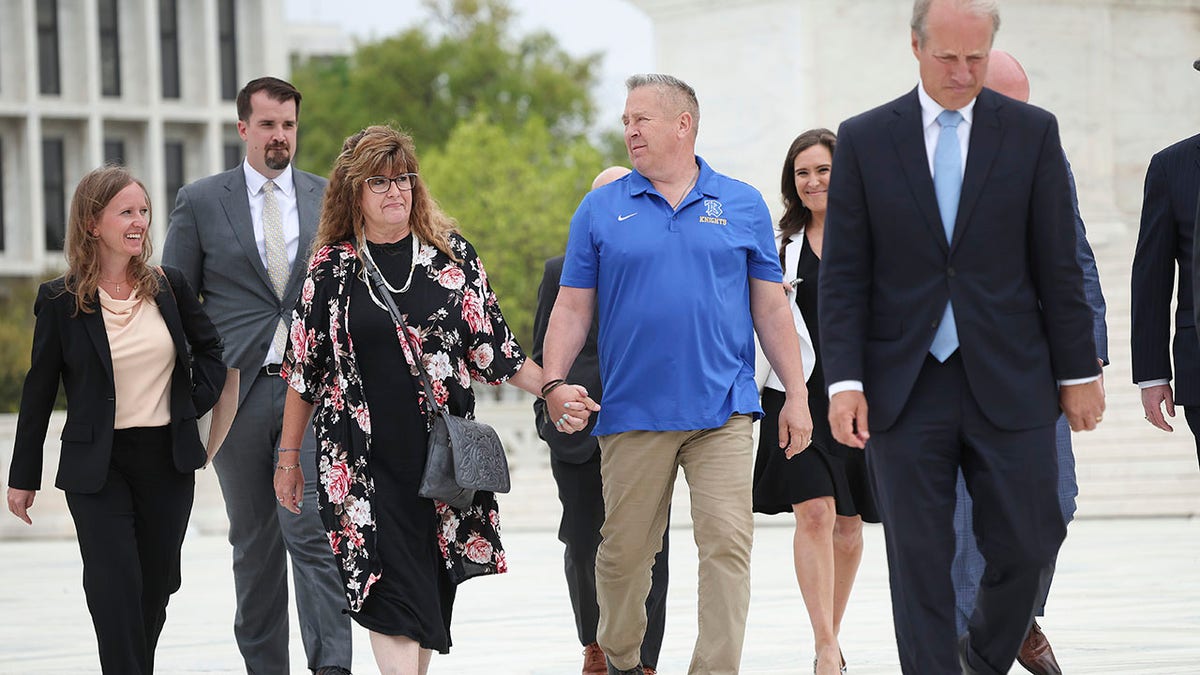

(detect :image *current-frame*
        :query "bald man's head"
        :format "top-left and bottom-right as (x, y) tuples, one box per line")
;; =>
(592, 166), (632, 190)
(985, 48), (1030, 102)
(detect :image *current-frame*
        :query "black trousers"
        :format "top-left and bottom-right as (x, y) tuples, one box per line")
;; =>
(867, 354), (1064, 675)
(1184, 407), (1200, 469)
(65, 425), (195, 675)
(550, 450), (670, 669)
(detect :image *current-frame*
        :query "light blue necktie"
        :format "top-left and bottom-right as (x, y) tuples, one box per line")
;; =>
(929, 109), (963, 362)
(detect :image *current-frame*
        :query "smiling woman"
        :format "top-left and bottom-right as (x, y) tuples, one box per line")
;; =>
(92, 183), (150, 297)
(7, 164), (226, 674)
(753, 128), (879, 675)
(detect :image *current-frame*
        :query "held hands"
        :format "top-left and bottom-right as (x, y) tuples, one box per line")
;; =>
(1141, 383), (1176, 432)
(779, 394), (815, 459)
(1060, 379), (1105, 432)
(829, 390), (870, 449)
(273, 450), (304, 515)
(544, 383), (601, 435)
(6, 487), (35, 525)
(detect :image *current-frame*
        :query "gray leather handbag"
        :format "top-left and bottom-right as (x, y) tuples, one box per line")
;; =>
(362, 250), (510, 510)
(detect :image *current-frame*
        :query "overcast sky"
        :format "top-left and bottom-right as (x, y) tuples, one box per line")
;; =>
(283, 0), (655, 130)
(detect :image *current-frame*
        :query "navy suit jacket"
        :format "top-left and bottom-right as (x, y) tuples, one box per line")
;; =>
(1132, 133), (1200, 405)
(819, 87), (1100, 432)
(1065, 158), (1108, 367)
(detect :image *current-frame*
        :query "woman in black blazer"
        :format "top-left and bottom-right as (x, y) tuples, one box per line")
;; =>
(6, 165), (226, 674)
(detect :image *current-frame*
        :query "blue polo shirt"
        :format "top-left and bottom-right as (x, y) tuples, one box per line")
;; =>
(561, 156), (782, 435)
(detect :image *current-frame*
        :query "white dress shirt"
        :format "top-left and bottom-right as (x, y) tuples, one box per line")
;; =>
(242, 160), (300, 365)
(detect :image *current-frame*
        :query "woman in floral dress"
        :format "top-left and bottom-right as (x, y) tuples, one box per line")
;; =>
(274, 125), (596, 674)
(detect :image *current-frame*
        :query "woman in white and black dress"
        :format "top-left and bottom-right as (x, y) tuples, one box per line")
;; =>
(752, 128), (880, 675)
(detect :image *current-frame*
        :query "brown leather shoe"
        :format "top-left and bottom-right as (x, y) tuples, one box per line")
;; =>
(1016, 620), (1062, 675)
(642, 668), (656, 675)
(583, 642), (607, 675)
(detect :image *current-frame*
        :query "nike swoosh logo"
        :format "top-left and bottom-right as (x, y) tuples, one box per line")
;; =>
(617, 212), (637, 221)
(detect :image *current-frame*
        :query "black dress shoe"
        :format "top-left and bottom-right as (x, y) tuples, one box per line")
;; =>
(606, 661), (643, 675)
(314, 667), (352, 675)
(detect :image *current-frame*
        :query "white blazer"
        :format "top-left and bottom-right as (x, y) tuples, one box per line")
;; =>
(757, 228), (817, 392)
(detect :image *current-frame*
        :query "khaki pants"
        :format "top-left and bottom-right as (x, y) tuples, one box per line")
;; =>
(596, 415), (754, 674)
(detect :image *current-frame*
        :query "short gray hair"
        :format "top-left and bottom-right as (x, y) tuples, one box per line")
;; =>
(625, 73), (700, 131)
(911, 0), (1000, 46)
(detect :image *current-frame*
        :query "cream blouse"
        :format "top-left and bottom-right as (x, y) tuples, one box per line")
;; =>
(98, 288), (174, 429)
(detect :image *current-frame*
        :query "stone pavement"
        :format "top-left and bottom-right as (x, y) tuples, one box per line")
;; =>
(2, 482), (1199, 674)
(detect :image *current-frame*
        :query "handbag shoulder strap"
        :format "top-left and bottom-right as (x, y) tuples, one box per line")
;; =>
(359, 244), (442, 418)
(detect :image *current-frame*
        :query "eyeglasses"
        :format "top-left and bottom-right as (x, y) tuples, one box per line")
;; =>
(364, 173), (418, 193)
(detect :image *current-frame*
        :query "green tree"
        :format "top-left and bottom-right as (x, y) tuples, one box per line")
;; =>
(422, 114), (606, 348)
(291, 0), (603, 176)
(0, 279), (45, 412)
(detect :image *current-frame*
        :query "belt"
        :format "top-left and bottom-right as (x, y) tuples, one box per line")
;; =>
(260, 363), (283, 377)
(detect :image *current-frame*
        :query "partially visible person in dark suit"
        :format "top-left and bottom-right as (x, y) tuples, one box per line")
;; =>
(1134, 58), (1200, 463)
(819, 1), (1104, 673)
(7, 165), (226, 674)
(532, 166), (670, 675)
(951, 48), (1109, 675)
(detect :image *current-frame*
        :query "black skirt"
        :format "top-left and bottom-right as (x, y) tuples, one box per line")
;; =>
(752, 234), (879, 522)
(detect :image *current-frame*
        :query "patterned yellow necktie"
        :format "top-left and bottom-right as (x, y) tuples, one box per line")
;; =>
(262, 180), (289, 357)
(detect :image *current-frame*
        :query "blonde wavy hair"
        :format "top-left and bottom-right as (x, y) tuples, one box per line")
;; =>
(63, 165), (160, 315)
(312, 125), (459, 260)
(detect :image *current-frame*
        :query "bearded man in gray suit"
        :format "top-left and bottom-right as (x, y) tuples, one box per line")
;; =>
(164, 77), (352, 675)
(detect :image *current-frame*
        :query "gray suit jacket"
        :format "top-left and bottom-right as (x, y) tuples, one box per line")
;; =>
(163, 164), (327, 405)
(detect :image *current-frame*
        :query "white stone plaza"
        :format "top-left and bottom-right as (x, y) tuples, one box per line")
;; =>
(2, 495), (1199, 673)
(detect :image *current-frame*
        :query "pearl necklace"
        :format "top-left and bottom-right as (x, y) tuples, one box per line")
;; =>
(360, 234), (419, 311)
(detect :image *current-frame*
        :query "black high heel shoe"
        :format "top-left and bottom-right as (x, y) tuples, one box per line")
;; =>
(813, 652), (848, 674)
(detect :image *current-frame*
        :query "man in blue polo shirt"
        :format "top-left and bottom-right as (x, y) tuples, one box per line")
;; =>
(542, 73), (813, 675)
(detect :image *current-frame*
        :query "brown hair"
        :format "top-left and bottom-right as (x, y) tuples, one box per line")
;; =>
(778, 128), (837, 241)
(236, 76), (302, 121)
(63, 165), (160, 315)
(312, 125), (459, 259)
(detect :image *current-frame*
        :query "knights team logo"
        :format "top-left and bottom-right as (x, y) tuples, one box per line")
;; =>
(700, 199), (727, 225)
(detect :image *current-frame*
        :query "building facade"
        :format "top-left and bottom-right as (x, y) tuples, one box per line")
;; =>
(628, 0), (1200, 238)
(0, 0), (286, 276)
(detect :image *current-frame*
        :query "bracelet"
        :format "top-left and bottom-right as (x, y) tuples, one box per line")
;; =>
(277, 447), (300, 454)
(276, 463), (300, 472)
(540, 378), (566, 396)
(541, 380), (569, 399)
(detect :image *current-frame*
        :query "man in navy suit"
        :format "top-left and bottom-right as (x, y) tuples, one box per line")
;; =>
(950, 48), (1109, 675)
(819, 1), (1104, 673)
(1134, 58), (1200, 463)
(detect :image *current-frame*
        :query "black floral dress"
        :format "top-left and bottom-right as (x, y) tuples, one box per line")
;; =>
(282, 233), (523, 651)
